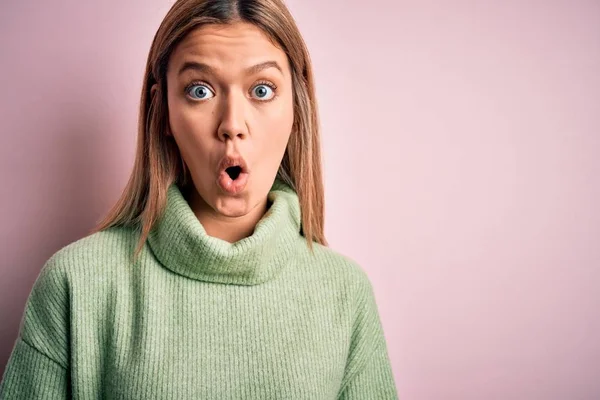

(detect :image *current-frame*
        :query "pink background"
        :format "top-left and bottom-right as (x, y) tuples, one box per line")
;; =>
(1, 1), (599, 398)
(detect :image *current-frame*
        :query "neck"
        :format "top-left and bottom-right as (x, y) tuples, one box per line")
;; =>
(147, 179), (303, 285)
(185, 187), (269, 243)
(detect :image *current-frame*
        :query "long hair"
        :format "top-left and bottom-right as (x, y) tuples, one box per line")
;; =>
(90, 0), (327, 259)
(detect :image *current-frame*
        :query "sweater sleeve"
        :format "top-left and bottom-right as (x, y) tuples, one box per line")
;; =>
(337, 270), (398, 400)
(0, 255), (70, 399)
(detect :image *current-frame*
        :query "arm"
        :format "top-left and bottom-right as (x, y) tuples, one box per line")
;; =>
(0, 256), (70, 399)
(337, 271), (398, 400)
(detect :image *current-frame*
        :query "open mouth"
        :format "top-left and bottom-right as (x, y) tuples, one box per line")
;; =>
(225, 165), (243, 180)
(217, 154), (249, 195)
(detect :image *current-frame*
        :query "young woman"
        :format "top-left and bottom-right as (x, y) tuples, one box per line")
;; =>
(0, 0), (398, 398)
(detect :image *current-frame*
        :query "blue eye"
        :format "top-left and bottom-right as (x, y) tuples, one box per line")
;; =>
(187, 84), (214, 100)
(252, 84), (275, 100)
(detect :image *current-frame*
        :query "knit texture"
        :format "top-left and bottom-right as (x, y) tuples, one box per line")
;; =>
(0, 179), (398, 399)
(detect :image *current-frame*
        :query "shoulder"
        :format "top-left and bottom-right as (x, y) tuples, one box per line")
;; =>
(298, 241), (376, 298)
(39, 225), (140, 282)
(15, 225), (137, 365)
(24, 225), (141, 325)
(49, 225), (139, 263)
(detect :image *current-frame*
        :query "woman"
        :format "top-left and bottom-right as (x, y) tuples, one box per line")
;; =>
(0, 0), (398, 398)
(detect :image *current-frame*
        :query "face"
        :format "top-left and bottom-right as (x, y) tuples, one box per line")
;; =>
(164, 22), (294, 218)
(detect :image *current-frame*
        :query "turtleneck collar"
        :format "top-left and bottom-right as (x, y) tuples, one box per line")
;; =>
(147, 178), (302, 286)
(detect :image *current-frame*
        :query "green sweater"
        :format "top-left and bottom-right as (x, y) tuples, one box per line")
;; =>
(0, 179), (398, 399)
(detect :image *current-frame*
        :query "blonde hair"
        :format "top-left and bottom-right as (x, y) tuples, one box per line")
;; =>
(90, 0), (327, 259)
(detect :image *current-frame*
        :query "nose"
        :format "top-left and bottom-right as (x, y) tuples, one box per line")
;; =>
(217, 91), (249, 142)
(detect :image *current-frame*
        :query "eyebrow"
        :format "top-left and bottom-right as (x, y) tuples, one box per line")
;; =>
(177, 60), (283, 77)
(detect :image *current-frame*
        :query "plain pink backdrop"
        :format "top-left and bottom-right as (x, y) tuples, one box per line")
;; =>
(1, 1), (599, 398)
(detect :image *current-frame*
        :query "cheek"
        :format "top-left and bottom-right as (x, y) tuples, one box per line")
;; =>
(262, 97), (294, 149)
(167, 101), (215, 168)
(168, 93), (196, 136)
(257, 114), (291, 169)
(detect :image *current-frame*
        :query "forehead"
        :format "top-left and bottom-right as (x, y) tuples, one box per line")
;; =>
(168, 22), (289, 76)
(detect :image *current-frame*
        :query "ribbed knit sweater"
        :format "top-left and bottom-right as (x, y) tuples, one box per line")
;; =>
(0, 179), (398, 399)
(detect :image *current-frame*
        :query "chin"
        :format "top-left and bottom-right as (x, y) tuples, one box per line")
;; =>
(212, 194), (254, 218)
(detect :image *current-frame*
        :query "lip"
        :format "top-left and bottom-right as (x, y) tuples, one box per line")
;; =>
(216, 154), (250, 195)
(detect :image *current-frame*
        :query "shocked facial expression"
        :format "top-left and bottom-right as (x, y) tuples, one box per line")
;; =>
(165, 22), (294, 218)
